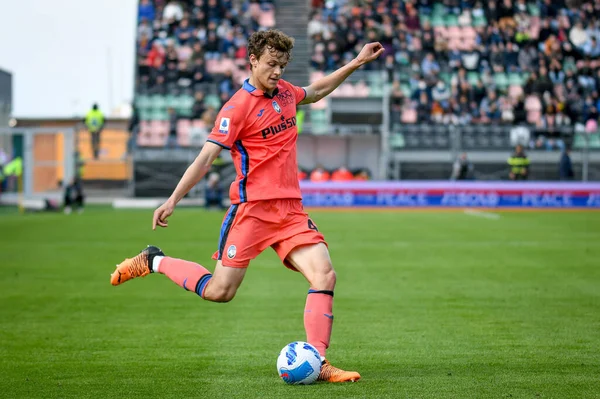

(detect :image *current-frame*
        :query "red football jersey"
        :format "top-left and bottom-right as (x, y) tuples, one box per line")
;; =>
(206, 79), (306, 204)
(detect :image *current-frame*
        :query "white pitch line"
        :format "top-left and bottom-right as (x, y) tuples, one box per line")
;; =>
(463, 208), (501, 220)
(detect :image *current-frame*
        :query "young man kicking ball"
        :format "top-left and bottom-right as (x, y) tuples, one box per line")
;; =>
(111, 29), (383, 382)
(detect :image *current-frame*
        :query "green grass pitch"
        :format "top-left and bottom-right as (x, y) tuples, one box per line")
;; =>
(1, 206), (599, 398)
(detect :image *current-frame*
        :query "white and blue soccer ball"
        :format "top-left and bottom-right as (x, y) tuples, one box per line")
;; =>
(277, 341), (322, 385)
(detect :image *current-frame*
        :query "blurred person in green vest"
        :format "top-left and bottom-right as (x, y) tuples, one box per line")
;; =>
(0, 156), (22, 193)
(508, 144), (530, 180)
(296, 108), (305, 134)
(85, 103), (105, 159)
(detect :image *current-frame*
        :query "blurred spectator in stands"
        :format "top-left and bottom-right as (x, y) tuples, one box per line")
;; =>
(405, 6), (421, 32)
(518, 43), (537, 72)
(205, 172), (224, 210)
(146, 41), (165, 68)
(331, 166), (354, 182)
(383, 55), (395, 82)
(167, 107), (179, 148)
(308, 11), (326, 37)
(85, 103), (105, 159)
(219, 70), (236, 99)
(432, 81), (451, 110)
(508, 144), (530, 180)
(192, 92), (206, 120)
(201, 105), (217, 127)
(390, 80), (405, 124)
(138, 0), (155, 22)
(417, 91), (432, 123)
(163, 1), (184, 23)
(513, 95), (527, 124)
(504, 42), (520, 72)
(583, 37), (600, 58)
(569, 21), (588, 50)
(138, 18), (153, 42)
(204, 31), (220, 59)
(537, 67), (554, 95)
(559, 146), (575, 180)
(192, 58), (210, 84)
(175, 19), (195, 45)
(310, 165), (330, 182)
(461, 46), (481, 71)
(421, 53), (440, 77)
(450, 152), (474, 180)
(127, 104), (140, 156)
(584, 104), (599, 125)
(63, 175), (85, 215)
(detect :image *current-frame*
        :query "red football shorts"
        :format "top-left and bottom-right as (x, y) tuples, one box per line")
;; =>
(211, 199), (326, 269)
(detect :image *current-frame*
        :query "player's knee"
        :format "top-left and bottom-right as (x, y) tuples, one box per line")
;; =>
(311, 266), (336, 291)
(323, 268), (337, 290)
(205, 285), (237, 302)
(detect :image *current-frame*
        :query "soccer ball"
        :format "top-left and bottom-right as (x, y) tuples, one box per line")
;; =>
(277, 341), (322, 384)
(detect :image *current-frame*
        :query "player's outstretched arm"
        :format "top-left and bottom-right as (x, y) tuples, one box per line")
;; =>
(152, 141), (222, 230)
(299, 42), (384, 105)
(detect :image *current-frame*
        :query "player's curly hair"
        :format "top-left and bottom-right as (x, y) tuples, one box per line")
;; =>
(247, 30), (294, 68)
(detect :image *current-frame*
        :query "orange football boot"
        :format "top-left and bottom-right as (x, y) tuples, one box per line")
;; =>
(318, 360), (361, 383)
(110, 245), (164, 286)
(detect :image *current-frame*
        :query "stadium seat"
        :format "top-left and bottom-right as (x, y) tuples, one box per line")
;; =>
(150, 120), (168, 137)
(177, 119), (191, 135)
(527, 110), (542, 125)
(354, 83), (369, 97)
(150, 108), (169, 121)
(434, 26), (448, 39)
(135, 95), (151, 110)
(403, 126), (421, 148)
(525, 95), (542, 112)
(508, 85), (524, 99)
(401, 108), (418, 124)
(461, 27), (477, 40)
(389, 133), (405, 149)
(494, 73), (509, 91)
(508, 73), (523, 86)
(444, 15), (459, 27)
(431, 15), (445, 27)
(150, 95), (167, 111)
(460, 125), (477, 149)
(148, 133), (167, 147)
(447, 26), (461, 39)
(177, 46), (193, 61)
(472, 15), (487, 27)
(310, 71), (326, 83)
(178, 95), (194, 117)
(259, 9), (276, 28)
(458, 12), (472, 27)
(467, 72), (480, 85)
(204, 94), (221, 109)
(206, 59), (219, 74)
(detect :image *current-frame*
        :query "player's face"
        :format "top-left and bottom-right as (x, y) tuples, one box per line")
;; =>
(250, 47), (289, 93)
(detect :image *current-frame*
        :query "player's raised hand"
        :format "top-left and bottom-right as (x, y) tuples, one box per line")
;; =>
(152, 201), (175, 230)
(355, 42), (385, 66)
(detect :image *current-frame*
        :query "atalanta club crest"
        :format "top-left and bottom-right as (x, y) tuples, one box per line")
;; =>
(227, 245), (237, 259)
(272, 101), (282, 114)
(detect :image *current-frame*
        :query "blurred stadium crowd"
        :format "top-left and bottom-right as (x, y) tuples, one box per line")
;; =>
(309, 0), (600, 130)
(128, 0), (600, 179)
(134, 0), (274, 146)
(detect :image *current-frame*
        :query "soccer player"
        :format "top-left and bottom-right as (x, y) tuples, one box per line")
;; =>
(111, 30), (383, 382)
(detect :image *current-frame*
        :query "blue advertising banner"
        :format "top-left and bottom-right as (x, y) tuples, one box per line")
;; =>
(299, 182), (600, 208)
